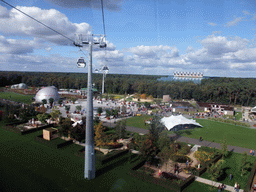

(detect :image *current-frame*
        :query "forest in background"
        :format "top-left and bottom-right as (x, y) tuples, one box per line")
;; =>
(1, 71), (256, 107)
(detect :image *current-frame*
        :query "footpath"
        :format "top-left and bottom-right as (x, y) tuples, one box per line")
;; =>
(195, 177), (244, 192)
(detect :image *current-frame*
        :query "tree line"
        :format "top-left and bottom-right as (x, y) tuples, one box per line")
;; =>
(1, 71), (256, 106)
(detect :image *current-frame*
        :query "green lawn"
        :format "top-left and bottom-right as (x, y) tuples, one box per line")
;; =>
(126, 115), (152, 129)
(200, 152), (256, 189)
(0, 91), (34, 104)
(0, 121), (181, 192)
(2, 120), (254, 192)
(179, 119), (256, 149)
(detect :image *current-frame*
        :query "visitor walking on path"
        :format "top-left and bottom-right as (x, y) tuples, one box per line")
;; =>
(186, 159), (189, 167)
(218, 185), (222, 192)
(234, 182), (237, 190)
(221, 183), (225, 190)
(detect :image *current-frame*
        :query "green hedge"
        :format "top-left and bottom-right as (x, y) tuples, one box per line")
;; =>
(180, 175), (195, 191)
(5, 120), (28, 126)
(131, 159), (146, 170)
(171, 155), (191, 163)
(21, 124), (53, 135)
(244, 160), (256, 192)
(35, 135), (73, 149)
(208, 117), (250, 127)
(128, 169), (181, 192)
(3, 122), (53, 135)
(194, 154), (222, 176)
(101, 149), (129, 165)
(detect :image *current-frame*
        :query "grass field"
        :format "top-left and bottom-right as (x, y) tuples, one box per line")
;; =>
(0, 91), (34, 104)
(0, 122), (178, 192)
(200, 152), (256, 189)
(178, 119), (256, 149)
(126, 115), (152, 129)
(0, 120), (224, 192)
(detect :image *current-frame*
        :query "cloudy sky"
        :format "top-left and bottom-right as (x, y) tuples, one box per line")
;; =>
(0, 0), (256, 77)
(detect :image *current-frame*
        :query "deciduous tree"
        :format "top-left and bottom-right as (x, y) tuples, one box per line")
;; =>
(49, 97), (54, 107)
(94, 122), (106, 147)
(50, 106), (61, 124)
(115, 120), (126, 139)
(221, 137), (228, 158)
(37, 113), (48, 124)
(240, 152), (251, 176)
(207, 159), (225, 185)
(158, 146), (172, 170)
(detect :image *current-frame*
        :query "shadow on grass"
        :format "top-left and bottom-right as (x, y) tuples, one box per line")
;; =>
(96, 154), (138, 178)
(225, 150), (234, 158)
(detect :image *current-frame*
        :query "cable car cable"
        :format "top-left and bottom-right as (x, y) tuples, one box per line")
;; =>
(101, 0), (106, 36)
(100, 0), (108, 62)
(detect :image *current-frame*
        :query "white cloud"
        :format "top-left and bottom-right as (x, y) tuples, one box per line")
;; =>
(224, 17), (244, 27)
(46, 0), (124, 11)
(208, 22), (217, 26)
(243, 10), (250, 15)
(1, 5), (256, 77)
(105, 34), (255, 75)
(0, 5), (91, 46)
(0, 35), (37, 54)
(0, 5), (9, 18)
(199, 35), (249, 55)
(127, 45), (179, 59)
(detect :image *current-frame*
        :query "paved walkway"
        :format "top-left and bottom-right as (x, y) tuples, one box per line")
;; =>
(176, 136), (254, 155)
(195, 176), (244, 192)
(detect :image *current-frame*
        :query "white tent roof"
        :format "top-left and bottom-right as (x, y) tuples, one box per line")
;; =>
(160, 115), (202, 130)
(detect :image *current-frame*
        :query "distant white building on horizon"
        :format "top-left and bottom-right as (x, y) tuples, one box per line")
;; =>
(11, 83), (28, 89)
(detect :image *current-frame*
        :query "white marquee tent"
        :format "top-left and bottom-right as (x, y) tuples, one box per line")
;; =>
(160, 115), (202, 131)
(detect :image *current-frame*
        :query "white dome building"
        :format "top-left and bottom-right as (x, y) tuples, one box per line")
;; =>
(35, 86), (60, 103)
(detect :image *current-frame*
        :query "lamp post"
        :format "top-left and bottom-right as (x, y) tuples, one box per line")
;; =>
(74, 33), (106, 180)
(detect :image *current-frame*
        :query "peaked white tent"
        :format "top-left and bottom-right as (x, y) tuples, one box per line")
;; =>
(160, 115), (202, 131)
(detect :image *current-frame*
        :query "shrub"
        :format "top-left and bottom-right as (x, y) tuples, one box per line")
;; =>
(171, 155), (191, 163)
(178, 143), (191, 155)
(193, 150), (214, 166)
